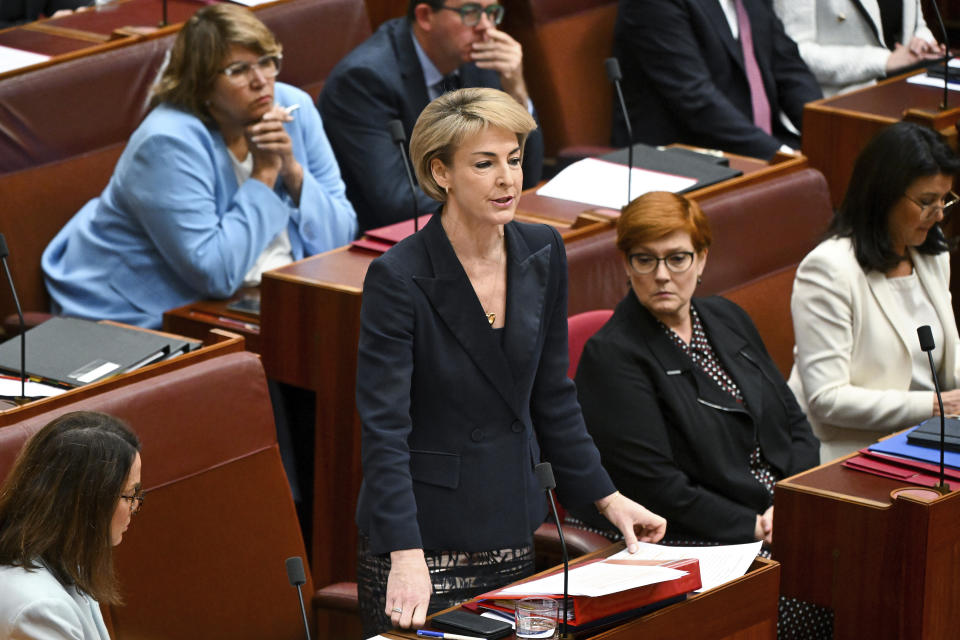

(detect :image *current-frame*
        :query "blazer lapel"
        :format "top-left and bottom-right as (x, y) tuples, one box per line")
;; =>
(850, 0), (883, 46)
(502, 223), (550, 387)
(865, 269), (913, 359)
(912, 248), (959, 384)
(414, 217), (518, 410)
(695, 301), (762, 425)
(392, 20), (431, 127)
(699, 0), (745, 72)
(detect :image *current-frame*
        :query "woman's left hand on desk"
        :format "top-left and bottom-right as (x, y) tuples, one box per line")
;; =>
(596, 491), (667, 552)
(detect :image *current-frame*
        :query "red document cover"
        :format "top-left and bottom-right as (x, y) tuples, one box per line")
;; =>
(350, 215), (433, 254)
(856, 448), (960, 480)
(843, 453), (959, 489)
(462, 557), (701, 628)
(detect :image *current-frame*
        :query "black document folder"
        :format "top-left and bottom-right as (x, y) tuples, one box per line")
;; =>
(906, 416), (960, 453)
(0, 317), (200, 387)
(599, 143), (743, 193)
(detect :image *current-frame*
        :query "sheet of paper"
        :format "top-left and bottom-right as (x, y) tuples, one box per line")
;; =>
(0, 376), (66, 398)
(0, 45), (51, 74)
(497, 559), (686, 597)
(609, 541), (761, 592)
(536, 157), (698, 209)
(906, 74), (960, 92)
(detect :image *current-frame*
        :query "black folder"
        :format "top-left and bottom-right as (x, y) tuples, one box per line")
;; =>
(599, 143), (743, 193)
(906, 416), (960, 453)
(0, 317), (200, 387)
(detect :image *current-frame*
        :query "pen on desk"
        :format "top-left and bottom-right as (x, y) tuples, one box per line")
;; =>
(416, 630), (485, 640)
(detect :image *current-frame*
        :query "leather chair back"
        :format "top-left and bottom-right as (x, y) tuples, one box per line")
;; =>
(0, 351), (314, 640)
(567, 309), (614, 378)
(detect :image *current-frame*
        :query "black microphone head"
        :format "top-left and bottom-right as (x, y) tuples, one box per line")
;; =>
(387, 119), (406, 145)
(0, 233), (8, 259)
(918, 325), (936, 352)
(285, 556), (306, 586)
(604, 57), (622, 83)
(534, 462), (556, 490)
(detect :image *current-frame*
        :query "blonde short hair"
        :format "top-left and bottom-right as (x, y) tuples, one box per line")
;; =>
(151, 4), (282, 121)
(409, 88), (537, 202)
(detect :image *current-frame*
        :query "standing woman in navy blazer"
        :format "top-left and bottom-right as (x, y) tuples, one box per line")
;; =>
(354, 88), (666, 636)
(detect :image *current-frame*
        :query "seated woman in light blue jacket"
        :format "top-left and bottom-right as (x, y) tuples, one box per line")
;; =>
(42, 3), (357, 329)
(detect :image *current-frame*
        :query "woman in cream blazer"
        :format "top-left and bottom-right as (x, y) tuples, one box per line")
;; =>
(789, 123), (960, 462)
(774, 0), (942, 96)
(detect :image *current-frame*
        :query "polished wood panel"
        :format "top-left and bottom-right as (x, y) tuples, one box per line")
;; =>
(775, 450), (960, 639)
(802, 71), (960, 207)
(383, 543), (779, 640)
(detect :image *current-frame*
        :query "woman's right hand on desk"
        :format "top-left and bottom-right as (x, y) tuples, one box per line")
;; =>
(386, 548), (432, 629)
(933, 389), (960, 417)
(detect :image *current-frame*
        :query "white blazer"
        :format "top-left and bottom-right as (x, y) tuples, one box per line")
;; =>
(788, 236), (960, 462)
(0, 564), (111, 640)
(773, 0), (937, 96)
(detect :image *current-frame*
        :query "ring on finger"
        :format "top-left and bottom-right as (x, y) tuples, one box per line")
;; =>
(392, 607), (403, 614)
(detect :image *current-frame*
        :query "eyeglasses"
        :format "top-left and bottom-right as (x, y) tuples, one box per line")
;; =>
(220, 54), (282, 85)
(628, 251), (695, 275)
(120, 490), (145, 515)
(904, 190), (959, 220)
(438, 3), (505, 26)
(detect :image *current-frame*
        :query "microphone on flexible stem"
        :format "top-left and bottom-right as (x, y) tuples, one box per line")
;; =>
(534, 462), (569, 638)
(926, 0), (951, 110)
(388, 119), (421, 233)
(605, 57), (633, 206)
(285, 556), (313, 640)
(160, 0), (167, 27)
(917, 325), (950, 494)
(0, 234), (27, 405)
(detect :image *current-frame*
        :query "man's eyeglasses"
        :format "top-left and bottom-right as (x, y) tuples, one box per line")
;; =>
(221, 54), (282, 85)
(904, 190), (959, 220)
(438, 3), (504, 26)
(120, 490), (145, 515)
(628, 251), (695, 275)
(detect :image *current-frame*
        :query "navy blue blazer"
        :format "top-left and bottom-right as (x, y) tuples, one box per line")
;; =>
(612, 0), (821, 159)
(319, 18), (544, 232)
(355, 216), (614, 555)
(573, 293), (819, 543)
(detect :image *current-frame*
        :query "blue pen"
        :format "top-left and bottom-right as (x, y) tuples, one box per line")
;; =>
(416, 630), (486, 640)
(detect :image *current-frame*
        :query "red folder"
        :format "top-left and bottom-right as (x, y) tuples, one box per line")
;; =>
(856, 448), (960, 481)
(843, 453), (959, 489)
(462, 557), (700, 628)
(350, 215), (433, 254)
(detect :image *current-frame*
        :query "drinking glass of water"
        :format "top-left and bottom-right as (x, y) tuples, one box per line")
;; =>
(515, 597), (558, 639)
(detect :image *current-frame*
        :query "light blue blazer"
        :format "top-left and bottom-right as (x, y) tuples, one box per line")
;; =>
(42, 83), (358, 329)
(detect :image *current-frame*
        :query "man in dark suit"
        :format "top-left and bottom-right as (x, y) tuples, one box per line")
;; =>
(0, 0), (89, 27)
(318, 0), (544, 232)
(612, 0), (822, 160)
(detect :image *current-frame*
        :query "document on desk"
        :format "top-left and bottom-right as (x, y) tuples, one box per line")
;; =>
(908, 59), (960, 91)
(608, 541), (761, 593)
(496, 557), (687, 597)
(0, 45), (51, 74)
(536, 157), (697, 209)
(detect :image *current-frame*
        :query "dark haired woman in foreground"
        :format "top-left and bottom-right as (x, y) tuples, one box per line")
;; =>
(0, 411), (142, 639)
(789, 122), (960, 461)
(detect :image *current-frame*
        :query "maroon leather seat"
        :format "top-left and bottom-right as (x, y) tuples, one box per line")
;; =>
(0, 350), (320, 639)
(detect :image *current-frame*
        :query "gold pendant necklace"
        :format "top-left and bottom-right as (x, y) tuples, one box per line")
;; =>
(486, 312), (496, 326)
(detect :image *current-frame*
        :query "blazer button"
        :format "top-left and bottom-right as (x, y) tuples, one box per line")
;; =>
(511, 421), (524, 433)
(471, 428), (484, 442)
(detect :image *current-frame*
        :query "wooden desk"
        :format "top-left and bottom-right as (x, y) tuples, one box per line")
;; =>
(802, 72), (960, 207)
(163, 288), (261, 354)
(382, 542), (780, 640)
(0, 327), (245, 423)
(775, 454), (960, 639)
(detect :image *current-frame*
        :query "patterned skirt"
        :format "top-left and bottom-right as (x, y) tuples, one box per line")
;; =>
(357, 533), (534, 638)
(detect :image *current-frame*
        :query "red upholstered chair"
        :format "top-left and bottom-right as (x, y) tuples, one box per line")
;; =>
(567, 309), (615, 379)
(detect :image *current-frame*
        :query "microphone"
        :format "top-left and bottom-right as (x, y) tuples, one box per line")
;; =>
(926, 0), (951, 110)
(285, 556), (312, 640)
(917, 325), (950, 493)
(0, 234), (27, 404)
(534, 462), (569, 638)
(605, 57), (634, 206)
(387, 119), (421, 233)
